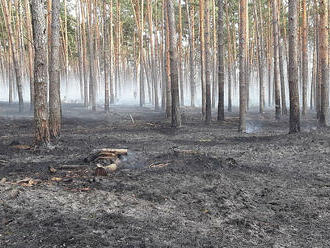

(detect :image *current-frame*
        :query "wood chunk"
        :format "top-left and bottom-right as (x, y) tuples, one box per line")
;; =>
(10, 145), (31, 150)
(48, 167), (57, 173)
(85, 148), (128, 163)
(51, 177), (62, 182)
(105, 164), (117, 172)
(94, 167), (108, 176)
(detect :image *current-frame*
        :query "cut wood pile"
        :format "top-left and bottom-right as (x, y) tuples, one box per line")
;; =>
(84, 148), (128, 176)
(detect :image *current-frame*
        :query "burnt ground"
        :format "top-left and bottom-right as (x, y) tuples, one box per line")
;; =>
(0, 102), (329, 248)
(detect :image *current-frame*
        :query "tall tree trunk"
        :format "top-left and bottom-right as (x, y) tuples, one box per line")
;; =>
(178, 0), (184, 106)
(49, 0), (61, 138)
(103, 0), (109, 112)
(302, 0), (308, 115)
(211, 0), (217, 109)
(253, 0), (264, 113)
(239, 0), (248, 132)
(319, 0), (329, 126)
(278, 1), (287, 115)
(64, 0), (69, 97)
(165, 1), (171, 117)
(160, 3), (166, 110)
(186, 1), (195, 107)
(205, 0), (212, 124)
(80, 0), (89, 107)
(314, 0), (321, 117)
(288, 0), (301, 133)
(1, 0), (24, 112)
(147, 0), (159, 110)
(109, 0), (114, 104)
(272, 0), (281, 120)
(167, 0), (181, 127)
(31, 0), (50, 144)
(217, 0), (225, 121)
(225, 0), (232, 112)
(199, 0), (206, 118)
(88, 0), (96, 111)
(24, 0), (35, 111)
(76, 3), (84, 103)
(139, 0), (145, 107)
(311, 33), (317, 110)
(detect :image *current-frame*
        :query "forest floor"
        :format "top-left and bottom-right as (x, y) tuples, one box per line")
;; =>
(0, 102), (329, 248)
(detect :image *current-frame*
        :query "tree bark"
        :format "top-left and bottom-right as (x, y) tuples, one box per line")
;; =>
(199, 0), (206, 118)
(278, 1), (287, 115)
(217, 0), (225, 121)
(272, 0), (281, 120)
(80, 0), (89, 107)
(239, 0), (248, 132)
(167, 0), (181, 128)
(178, 0), (184, 106)
(164, 1), (171, 118)
(288, 0), (301, 133)
(301, 0), (308, 115)
(24, 0), (35, 111)
(186, 1), (195, 107)
(103, 0), (110, 112)
(1, 0), (24, 112)
(253, 1), (264, 113)
(205, 0), (212, 124)
(49, 0), (62, 138)
(319, 0), (329, 126)
(88, 0), (97, 111)
(31, 0), (50, 144)
(147, 0), (159, 110)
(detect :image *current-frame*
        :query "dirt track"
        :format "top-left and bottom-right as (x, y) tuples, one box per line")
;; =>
(0, 103), (329, 248)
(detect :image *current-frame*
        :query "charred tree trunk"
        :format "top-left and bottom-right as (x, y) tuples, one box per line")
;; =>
(319, 0), (329, 126)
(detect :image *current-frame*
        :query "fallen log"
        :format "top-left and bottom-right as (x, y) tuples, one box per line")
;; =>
(94, 167), (108, 176)
(98, 148), (128, 155)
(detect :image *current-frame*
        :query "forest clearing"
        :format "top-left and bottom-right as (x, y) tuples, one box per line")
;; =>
(0, 0), (329, 247)
(0, 103), (329, 247)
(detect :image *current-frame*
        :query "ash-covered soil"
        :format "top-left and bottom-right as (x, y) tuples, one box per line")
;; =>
(0, 103), (329, 248)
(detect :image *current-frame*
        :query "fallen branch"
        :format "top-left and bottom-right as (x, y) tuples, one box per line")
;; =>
(129, 114), (135, 124)
(58, 164), (89, 170)
(149, 162), (170, 168)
